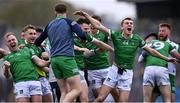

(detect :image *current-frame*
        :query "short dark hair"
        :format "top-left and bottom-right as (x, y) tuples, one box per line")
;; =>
(55, 3), (67, 14)
(159, 23), (171, 31)
(92, 15), (101, 22)
(22, 24), (36, 32)
(144, 33), (158, 41)
(36, 27), (43, 33)
(121, 17), (133, 26)
(76, 18), (90, 25)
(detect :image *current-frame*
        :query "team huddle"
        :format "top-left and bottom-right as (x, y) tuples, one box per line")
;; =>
(0, 3), (180, 102)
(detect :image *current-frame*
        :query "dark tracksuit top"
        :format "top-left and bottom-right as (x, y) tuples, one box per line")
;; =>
(34, 16), (87, 57)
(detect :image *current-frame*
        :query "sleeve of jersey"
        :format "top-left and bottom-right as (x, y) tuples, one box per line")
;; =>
(34, 25), (48, 46)
(139, 36), (146, 48)
(64, 18), (86, 40)
(169, 43), (177, 53)
(138, 50), (149, 63)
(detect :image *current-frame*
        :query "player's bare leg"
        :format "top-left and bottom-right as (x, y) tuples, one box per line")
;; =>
(57, 79), (68, 101)
(79, 82), (88, 102)
(16, 97), (30, 102)
(159, 85), (171, 102)
(110, 88), (120, 102)
(143, 85), (153, 102)
(119, 90), (129, 102)
(31, 95), (42, 102)
(63, 75), (81, 102)
(94, 85), (112, 102)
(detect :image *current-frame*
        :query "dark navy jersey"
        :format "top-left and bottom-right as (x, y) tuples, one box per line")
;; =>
(35, 17), (87, 57)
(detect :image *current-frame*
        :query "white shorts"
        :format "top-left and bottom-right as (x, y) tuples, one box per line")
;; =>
(79, 70), (87, 84)
(88, 67), (110, 89)
(14, 81), (42, 99)
(103, 65), (133, 91)
(39, 77), (52, 95)
(143, 66), (170, 86)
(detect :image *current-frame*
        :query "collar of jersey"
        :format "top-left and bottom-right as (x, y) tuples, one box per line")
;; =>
(121, 32), (133, 39)
(56, 15), (65, 19)
(93, 30), (99, 36)
(166, 38), (170, 42)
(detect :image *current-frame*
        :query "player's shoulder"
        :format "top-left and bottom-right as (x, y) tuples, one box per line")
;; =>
(132, 33), (143, 40)
(110, 30), (122, 37)
(20, 47), (31, 52)
(167, 39), (178, 46)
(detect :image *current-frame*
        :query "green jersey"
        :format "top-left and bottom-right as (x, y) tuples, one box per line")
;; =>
(85, 31), (110, 70)
(25, 42), (46, 77)
(73, 33), (93, 69)
(110, 30), (146, 69)
(74, 35), (86, 69)
(3, 48), (38, 83)
(145, 40), (174, 68)
(18, 39), (26, 46)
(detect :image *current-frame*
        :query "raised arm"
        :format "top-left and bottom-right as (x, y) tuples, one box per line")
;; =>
(74, 11), (110, 37)
(34, 26), (48, 46)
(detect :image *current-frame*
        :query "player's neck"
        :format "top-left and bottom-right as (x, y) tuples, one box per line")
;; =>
(122, 32), (131, 39)
(10, 47), (19, 52)
(56, 13), (66, 18)
(92, 30), (99, 35)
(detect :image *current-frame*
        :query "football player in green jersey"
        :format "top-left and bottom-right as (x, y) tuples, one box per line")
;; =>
(138, 33), (162, 102)
(22, 25), (53, 102)
(85, 16), (119, 102)
(140, 23), (180, 102)
(74, 11), (178, 102)
(74, 18), (115, 102)
(74, 18), (91, 102)
(142, 23), (180, 102)
(3, 32), (50, 102)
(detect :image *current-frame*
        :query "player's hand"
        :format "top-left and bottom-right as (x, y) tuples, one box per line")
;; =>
(80, 48), (90, 52)
(83, 49), (96, 58)
(41, 52), (49, 61)
(73, 11), (87, 16)
(167, 57), (179, 64)
(3, 61), (10, 69)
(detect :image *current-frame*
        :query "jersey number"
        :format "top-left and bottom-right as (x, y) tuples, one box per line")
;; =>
(152, 42), (164, 50)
